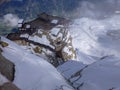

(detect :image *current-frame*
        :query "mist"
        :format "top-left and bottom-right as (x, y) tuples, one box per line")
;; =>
(3, 13), (20, 27)
(69, 0), (120, 57)
(71, 0), (120, 19)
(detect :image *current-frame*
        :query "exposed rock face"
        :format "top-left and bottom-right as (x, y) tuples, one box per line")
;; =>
(0, 41), (9, 47)
(0, 41), (20, 90)
(7, 13), (76, 66)
(0, 47), (15, 81)
(0, 82), (20, 90)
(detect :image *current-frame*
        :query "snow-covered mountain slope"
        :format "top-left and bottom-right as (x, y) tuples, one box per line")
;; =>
(58, 54), (120, 90)
(0, 37), (74, 90)
(1, 12), (120, 90)
(57, 15), (120, 90)
(69, 15), (120, 60)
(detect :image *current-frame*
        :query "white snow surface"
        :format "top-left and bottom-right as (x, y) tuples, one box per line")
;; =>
(18, 19), (24, 23)
(77, 56), (120, 90)
(58, 54), (120, 90)
(28, 35), (54, 48)
(1, 37), (73, 90)
(20, 34), (29, 38)
(51, 19), (58, 24)
(50, 27), (60, 36)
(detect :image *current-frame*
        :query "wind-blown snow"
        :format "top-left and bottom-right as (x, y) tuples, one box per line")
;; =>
(1, 37), (73, 90)
(69, 15), (120, 61)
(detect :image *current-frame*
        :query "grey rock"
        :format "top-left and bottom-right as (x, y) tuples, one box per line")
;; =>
(0, 82), (20, 90)
(0, 52), (15, 81)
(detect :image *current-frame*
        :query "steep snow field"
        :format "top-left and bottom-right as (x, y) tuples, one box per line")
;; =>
(0, 37), (73, 90)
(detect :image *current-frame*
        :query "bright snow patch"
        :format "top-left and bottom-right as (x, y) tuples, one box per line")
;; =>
(18, 19), (24, 24)
(20, 34), (29, 38)
(51, 19), (58, 24)
(50, 27), (60, 36)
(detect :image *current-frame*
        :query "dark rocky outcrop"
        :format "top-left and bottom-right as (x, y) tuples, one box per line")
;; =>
(0, 82), (20, 90)
(0, 51), (15, 81)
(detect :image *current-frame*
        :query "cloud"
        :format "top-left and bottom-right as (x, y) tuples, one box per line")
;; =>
(72, 0), (120, 19)
(3, 13), (20, 27)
